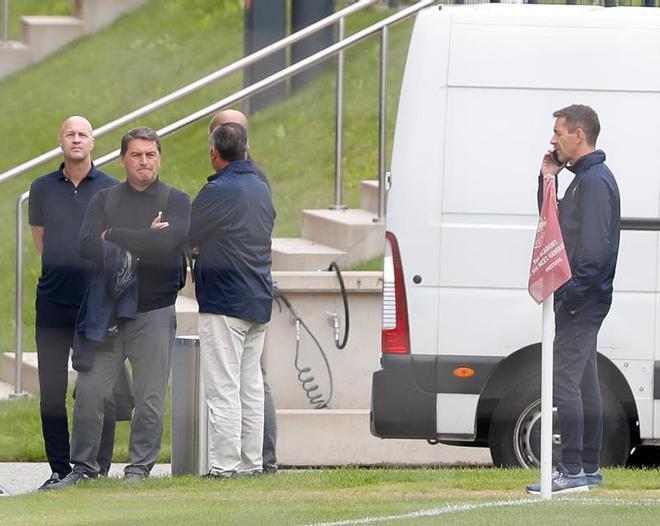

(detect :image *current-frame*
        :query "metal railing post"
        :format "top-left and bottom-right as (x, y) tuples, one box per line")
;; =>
(2, 0), (9, 44)
(10, 191), (29, 399)
(377, 26), (389, 221)
(332, 16), (346, 210)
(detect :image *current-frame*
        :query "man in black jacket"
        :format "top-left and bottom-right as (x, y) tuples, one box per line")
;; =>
(528, 105), (620, 495)
(48, 127), (191, 489)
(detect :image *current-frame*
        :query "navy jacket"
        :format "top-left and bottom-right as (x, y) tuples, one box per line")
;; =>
(189, 160), (275, 324)
(555, 150), (620, 311)
(72, 241), (138, 372)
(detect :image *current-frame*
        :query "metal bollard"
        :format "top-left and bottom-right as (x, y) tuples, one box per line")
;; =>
(171, 336), (208, 476)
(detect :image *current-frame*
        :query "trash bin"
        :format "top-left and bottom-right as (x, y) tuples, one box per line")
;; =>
(171, 336), (208, 476)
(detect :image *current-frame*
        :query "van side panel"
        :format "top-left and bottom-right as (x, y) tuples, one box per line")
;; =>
(387, 9), (451, 357)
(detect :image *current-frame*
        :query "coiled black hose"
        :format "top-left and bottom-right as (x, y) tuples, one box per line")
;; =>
(327, 261), (349, 350)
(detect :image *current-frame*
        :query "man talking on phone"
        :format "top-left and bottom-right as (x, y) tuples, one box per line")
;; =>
(527, 105), (620, 495)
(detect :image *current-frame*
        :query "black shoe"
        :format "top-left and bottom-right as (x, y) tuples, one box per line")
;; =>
(43, 469), (92, 491)
(123, 472), (148, 485)
(37, 472), (63, 491)
(204, 470), (239, 479)
(263, 464), (278, 474)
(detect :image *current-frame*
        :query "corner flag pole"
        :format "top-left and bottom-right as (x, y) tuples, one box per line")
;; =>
(528, 172), (572, 501)
(540, 296), (554, 500)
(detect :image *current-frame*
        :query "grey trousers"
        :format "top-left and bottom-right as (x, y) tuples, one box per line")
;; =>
(71, 305), (176, 476)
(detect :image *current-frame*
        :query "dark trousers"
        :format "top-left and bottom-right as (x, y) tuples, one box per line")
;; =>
(262, 368), (277, 470)
(35, 298), (116, 477)
(553, 296), (610, 473)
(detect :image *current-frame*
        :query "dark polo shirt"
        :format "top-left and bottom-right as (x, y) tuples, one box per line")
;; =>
(29, 164), (118, 306)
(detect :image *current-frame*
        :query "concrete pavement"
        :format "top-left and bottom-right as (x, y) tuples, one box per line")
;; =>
(0, 463), (171, 497)
(0, 381), (15, 400)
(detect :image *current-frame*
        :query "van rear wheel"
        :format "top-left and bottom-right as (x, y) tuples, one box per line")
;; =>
(488, 377), (630, 468)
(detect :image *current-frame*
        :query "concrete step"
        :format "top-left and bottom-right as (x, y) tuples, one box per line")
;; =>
(277, 409), (492, 466)
(2, 352), (69, 395)
(0, 42), (33, 78)
(76, 0), (148, 34)
(180, 268), (195, 299)
(360, 180), (381, 215)
(175, 294), (199, 336)
(0, 381), (16, 401)
(301, 208), (384, 267)
(272, 237), (345, 271)
(22, 16), (85, 62)
(0, 0), (147, 80)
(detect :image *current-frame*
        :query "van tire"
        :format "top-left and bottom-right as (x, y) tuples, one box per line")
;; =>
(488, 377), (630, 468)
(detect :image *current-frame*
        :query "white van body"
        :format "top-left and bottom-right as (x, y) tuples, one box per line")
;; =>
(371, 4), (660, 467)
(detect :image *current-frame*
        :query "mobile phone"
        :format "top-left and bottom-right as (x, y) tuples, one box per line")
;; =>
(550, 149), (562, 165)
(157, 211), (163, 222)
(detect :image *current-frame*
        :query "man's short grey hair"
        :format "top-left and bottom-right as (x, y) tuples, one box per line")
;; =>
(120, 127), (162, 156)
(553, 104), (600, 147)
(211, 122), (248, 162)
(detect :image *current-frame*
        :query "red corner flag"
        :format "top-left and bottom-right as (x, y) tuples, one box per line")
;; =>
(528, 174), (572, 304)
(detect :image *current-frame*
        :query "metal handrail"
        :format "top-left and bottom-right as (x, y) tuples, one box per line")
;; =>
(12, 0), (436, 397)
(377, 26), (389, 220)
(332, 16), (346, 210)
(0, 0), (378, 184)
(93, 1), (435, 164)
(11, 191), (29, 399)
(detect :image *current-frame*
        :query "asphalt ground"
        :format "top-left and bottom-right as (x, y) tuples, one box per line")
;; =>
(0, 463), (171, 497)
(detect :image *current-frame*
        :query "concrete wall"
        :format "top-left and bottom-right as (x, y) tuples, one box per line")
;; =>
(262, 271), (492, 466)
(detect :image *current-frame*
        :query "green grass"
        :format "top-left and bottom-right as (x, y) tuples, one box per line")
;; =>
(0, 0), (411, 367)
(0, 389), (170, 462)
(0, 468), (659, 525)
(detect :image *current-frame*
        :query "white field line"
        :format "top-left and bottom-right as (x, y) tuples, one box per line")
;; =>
(300, 496), (660, 526)
(300, 498), (538, 526)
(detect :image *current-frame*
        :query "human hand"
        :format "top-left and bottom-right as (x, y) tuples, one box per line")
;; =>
(540, 149), (565, 177)
(151, 212), (169, 230)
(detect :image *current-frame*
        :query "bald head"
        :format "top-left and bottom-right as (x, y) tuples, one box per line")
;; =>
(59, 115), (95, 164)
(60, 115), (93, 138)
(209, 109), (248, 134)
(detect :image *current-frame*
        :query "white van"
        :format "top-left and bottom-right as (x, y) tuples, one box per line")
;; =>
(370, 3), (660, 467)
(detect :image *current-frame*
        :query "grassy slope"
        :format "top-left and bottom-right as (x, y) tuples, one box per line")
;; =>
(0, 0), (411, 361)
(0, 468), (659, 525)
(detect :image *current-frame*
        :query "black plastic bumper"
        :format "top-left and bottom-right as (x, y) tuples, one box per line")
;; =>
(370, 354), (437, 439)
(370, 353), (501, 439)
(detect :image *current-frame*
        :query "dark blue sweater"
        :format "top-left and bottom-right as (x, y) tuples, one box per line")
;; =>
(557, 150), (620, 310)
(189, 160), (275, 324)
(79, 179), (191, 313)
